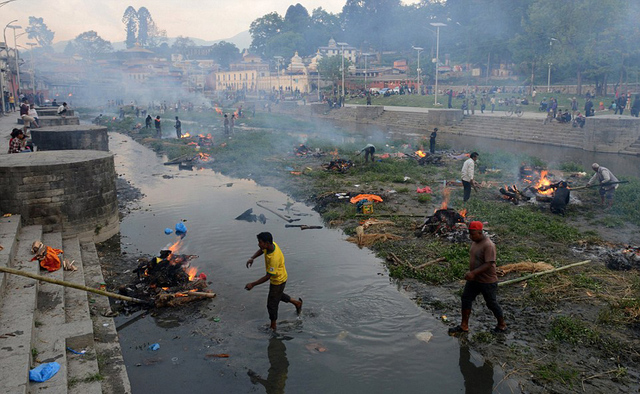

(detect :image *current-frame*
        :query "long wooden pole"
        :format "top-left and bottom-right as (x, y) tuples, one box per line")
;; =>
(256, 202), (294, 223)
(498, 260), (591, 287)
(571, 181), (628, 191)
(0, 266), (151, 305)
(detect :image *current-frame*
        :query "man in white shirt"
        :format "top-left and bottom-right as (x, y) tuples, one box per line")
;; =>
(587, 163), (619, 208)
(461, 152), (479, 202)
(57, 102), (68, 118)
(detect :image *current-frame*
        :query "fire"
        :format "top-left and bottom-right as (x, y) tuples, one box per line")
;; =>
(185, 267), (198, 281)
(167, 238), (184, 254)
(197, 152), (210, 162)
(534, 170), (553, 195)
(214, 106), (223, 115)
(198, 134), (205, 138)
(440, 187), (451, 210)
(181, 133), (191, 138)
(459, 209), (467, 218)
(415, 150), (426, 158)
(330, 148), (339, 157)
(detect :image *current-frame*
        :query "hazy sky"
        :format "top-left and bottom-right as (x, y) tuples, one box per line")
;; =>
(1, 0), (360, 45)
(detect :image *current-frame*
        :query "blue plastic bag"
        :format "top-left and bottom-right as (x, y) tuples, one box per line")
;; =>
(164, 228), (173, 235)
(29, 362), (60, 382)
(175, 222), (187, 234)
(148, 343), (160, 351)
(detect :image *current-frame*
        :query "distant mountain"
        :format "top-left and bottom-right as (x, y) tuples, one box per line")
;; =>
(51, 30), (252, 53)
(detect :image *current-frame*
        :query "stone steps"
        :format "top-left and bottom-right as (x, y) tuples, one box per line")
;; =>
(80, 242), (131, 394)
(18, 117), (80, 127)
(0, 215), (21, 295)
(0, 225), (43, 394)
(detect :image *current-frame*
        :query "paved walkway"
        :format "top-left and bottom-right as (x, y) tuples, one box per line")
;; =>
(0, 110), (21, 155)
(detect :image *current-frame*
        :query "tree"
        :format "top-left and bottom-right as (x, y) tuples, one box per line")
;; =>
(283, 4), (310, 34)
(210, 41), (240, 70)
(341, 0), (402, 50)
(319, 55), (351, 87)
(26, 16), (54, 50)
(306, 8), (341, 55)
(171, 36), (195, 57)
(265, 32), (305, 60)
(122, 6), (138, 48)
(249, 12), (284, 57)
(68, 31), (113, 59)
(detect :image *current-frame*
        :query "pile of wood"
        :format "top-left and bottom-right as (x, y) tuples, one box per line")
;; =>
(499, 184), (531, 204)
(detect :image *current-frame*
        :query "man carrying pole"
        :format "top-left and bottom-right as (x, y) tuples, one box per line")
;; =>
(586, 163), (619, 209)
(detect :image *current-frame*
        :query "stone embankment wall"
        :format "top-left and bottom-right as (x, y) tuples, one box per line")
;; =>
(270, 103), (640, 154)
(31, 125), (109, 151)
(0, 151), (119, 242)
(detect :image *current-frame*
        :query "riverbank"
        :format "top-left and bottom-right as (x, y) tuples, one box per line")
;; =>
(96, 108), (640, 393)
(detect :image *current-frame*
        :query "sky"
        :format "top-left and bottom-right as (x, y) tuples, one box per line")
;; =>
(1, 0), (408, 47)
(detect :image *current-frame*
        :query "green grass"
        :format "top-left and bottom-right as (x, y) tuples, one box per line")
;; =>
(546, 316), (600, 345)
(533, 362), (579, 387)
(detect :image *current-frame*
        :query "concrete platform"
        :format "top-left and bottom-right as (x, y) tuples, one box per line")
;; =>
(0, 151), (119, 242)
(31, 125), (109, 152)
(34, 108), (75, 117)
(18, 116), (80, 127)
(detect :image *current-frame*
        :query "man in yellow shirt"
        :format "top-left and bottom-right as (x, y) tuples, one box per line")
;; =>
(246, 232), (303, 331)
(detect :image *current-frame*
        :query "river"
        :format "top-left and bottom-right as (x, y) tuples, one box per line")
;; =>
(109, 132), (520, 394)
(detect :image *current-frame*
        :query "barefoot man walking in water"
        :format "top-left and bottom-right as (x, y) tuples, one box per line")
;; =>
(449, 221), (507, 335)
(246, 232), (302, 331)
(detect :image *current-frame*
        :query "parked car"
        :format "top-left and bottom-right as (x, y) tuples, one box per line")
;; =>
(379, 88), (391, 97)
(369, 87), (380, 95)
(392, 86), (400, 94)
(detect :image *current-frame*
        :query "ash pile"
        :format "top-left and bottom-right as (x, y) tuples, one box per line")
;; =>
(606, 246), (640, 271)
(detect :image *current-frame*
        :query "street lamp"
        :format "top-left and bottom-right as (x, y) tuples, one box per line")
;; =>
(337, 42), (348, 101)
(412, 46), (423, 95)
(274, 55), (283, 96)
(429, 23), (446, 106)
(547, 38), (557, 93)
(7, 24), (23, 95)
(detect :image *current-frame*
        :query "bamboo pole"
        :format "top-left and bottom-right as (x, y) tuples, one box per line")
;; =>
(498, 260), (591, 287)
(0, 266), (151, 305)
(571, 181), (628, 191)
(414, 257), (446, 270)
(256, 202), (294, 223)
(178, 291), (216, 298)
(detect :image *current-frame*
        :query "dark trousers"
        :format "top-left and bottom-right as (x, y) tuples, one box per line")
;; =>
(267, 282), (291, 321)
(462, 180), (472, 202)
(461, 281), (503, 319)
(364, 147), (375, 162)
(429, 140), (435, 154)
(176, 128), (181, 138)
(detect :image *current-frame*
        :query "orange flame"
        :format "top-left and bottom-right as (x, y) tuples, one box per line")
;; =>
(459, 208), (467, 218)
(185, 267), (198, 281)
(197, 152), (210, 162)
(440, 188), (450, 210)
(535, 170), (553, 195)
(181, 132), (191, 138)
(214, 106), (223, 115)
(167, 238), (184, 254)
(330, 148), (339, 157)
(415, 150), (426, 158)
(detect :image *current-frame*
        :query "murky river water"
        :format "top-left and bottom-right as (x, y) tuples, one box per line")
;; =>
(109, 133), (520, 394)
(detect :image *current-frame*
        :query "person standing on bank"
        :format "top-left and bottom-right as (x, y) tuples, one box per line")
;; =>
(245, 232), (303, 332)
(154, 116), (162, 138)
(429, 128), (438, 154)
(356, 143), (376, 163)
(174, 116), (182, 139)
(587, 163), (619, 208)
(461, 152), (479, 202)
(449, 221), (507, 335)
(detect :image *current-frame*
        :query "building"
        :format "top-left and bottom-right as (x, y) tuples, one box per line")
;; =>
(318, 38), (357, 64)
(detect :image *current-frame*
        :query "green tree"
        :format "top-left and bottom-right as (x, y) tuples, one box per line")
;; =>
(283, 4), (310, 34)
(26, 16), (54, 50)
(306, 7), (341, 55)
(249, 12), (284, 57)
(136, 7), (166, 48)
(67, 31), (113, 59)
(122, 6), (138, 48)
(265, 32), (305, 60)
(341, 0), (402, 50)
(210, 41), (240, 70)
(171, 36), (195, 57)
(319, 54), (351, 87)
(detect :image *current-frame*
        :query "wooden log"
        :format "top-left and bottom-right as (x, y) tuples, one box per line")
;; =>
(571, 180), (628, 191)
(414, 257), (446, 270)
(0, 266), (151, 305)
(497, 260), (591, 287)
(256, 202), (294, 223)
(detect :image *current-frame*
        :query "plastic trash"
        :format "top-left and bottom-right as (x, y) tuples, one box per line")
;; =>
(213, 317), (221, 322)
(66, 347), (86, 355)
(175, 222), (187, 234)
(415, 331), (433, 343)
(417, 186), (432, 194)
(29, 362), (61, 382)
(164, 228), (173, 235)
(148, 343), (160, 351)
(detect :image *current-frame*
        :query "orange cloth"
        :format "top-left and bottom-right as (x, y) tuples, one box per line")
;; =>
(31, 246), (63, 272)
(350, 194), (383, 204)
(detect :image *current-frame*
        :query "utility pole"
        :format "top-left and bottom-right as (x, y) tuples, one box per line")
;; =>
(430, 23), (446, 106)
(412, 47), (423, 95)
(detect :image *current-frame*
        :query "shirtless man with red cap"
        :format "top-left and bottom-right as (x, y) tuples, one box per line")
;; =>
(449, 221), (507, 335)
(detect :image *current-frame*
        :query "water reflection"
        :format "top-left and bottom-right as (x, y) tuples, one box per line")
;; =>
(459, 345), (494, 394)
(248, 338), (289, 394)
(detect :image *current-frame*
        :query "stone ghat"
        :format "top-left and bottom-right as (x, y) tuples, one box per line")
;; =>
(31, 125), (109, 151)
(18, 115), (80, 127)
(0, 150), (119, 242)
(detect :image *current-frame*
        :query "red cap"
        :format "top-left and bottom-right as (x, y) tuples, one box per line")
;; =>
(468, 221), (483, 230)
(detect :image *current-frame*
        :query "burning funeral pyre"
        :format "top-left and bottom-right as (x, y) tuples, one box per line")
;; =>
(606, 246), (640, 271)
(121, 237), (215, 309)
(499, 166), (567, 205)
(323, 158), (354, 173)
(408, 150), (443, 166)
(418, 189), (469, 242)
